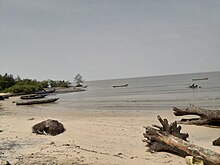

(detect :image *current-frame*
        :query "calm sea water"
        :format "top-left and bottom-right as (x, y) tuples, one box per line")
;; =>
(56, 71), (220, 111)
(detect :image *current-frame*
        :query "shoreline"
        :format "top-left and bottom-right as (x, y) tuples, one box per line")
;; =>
(0, 97), (219, 164)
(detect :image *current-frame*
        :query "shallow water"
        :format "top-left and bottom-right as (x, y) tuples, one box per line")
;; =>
(51, 71), (220, 111)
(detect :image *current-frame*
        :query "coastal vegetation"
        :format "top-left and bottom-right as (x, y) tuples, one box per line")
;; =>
(0, 73), (70, 94)
(48, 80), (70, 88)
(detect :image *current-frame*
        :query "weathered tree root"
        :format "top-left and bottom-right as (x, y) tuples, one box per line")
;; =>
(32, 119), (65, 136)
(173, 106), (220, 126)
(143, 116), (220, 165)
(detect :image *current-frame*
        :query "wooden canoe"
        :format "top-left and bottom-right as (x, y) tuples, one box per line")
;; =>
(192, 77), (208, 81)
(113, 84), (128, 88)
(16, 98), (59, 105)
(20, 94), (47, 100)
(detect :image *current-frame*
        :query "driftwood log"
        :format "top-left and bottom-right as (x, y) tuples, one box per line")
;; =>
(173, 106), (220, 126)
(213, 137), (220, 146)
(32, 119), (65, 136)
(143, 116), (220, 165)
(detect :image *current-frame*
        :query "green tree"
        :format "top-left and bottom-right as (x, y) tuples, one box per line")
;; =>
(74, 73), (84, 87)
(0, 73), (15, 91)
(0, 73), (71, 94)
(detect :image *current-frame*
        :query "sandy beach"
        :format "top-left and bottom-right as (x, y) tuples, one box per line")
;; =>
(0, 97), (219, 165)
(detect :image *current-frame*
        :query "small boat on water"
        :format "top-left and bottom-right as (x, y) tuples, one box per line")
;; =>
(16, 97), (59, 105)
(113, 84), (128, 88)
(20, 94), (47, 100)
(192, 77), (208, 81)
(188, 84), (201, 89)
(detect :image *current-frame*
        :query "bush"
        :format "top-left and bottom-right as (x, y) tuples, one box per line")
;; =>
(0, 73), (70, 94)
(4, 84), (43, 94)
(0, 73), (15, 91)
(49, 80), (69, 88)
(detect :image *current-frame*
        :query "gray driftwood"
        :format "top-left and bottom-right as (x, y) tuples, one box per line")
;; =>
(143, 116), (220, 165)
(32, 119), (65, 136)
(173, 106), (220, 126)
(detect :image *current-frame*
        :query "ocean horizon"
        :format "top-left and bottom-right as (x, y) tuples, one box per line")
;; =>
(86, 71), (219, 82)
(48, 71), (220, 111)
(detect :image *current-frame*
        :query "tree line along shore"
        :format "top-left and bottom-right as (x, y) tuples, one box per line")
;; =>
(0, 73), (83, 95)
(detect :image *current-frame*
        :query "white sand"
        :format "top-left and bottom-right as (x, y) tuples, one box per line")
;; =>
(0, 97), (219, 164)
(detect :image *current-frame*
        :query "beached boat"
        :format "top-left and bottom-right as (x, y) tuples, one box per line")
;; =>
(0, 96), (4, 100)
(35, 88), (56, 94)
(192, 78), (208, 81)
(113, 84), (128, 88)
(16, 97), (59, 105)
(73, 84), (88, 88)
(20, 94), (47, 100)
(0, 93), (11, 99)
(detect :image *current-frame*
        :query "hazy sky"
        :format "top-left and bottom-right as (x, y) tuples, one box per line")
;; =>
(0, 0), (220, 81)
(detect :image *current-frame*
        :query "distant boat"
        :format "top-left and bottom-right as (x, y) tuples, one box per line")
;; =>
(16, 97), (59, 105)
(113, 84), (128, 88)
(192, 77), (208, 81)
(20, 94), (47, 100)
(188, 84), (200, 89)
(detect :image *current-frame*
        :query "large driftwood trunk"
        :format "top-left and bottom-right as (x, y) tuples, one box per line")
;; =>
(143, 116), (220, 165)
(173, 106), (220, 126)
